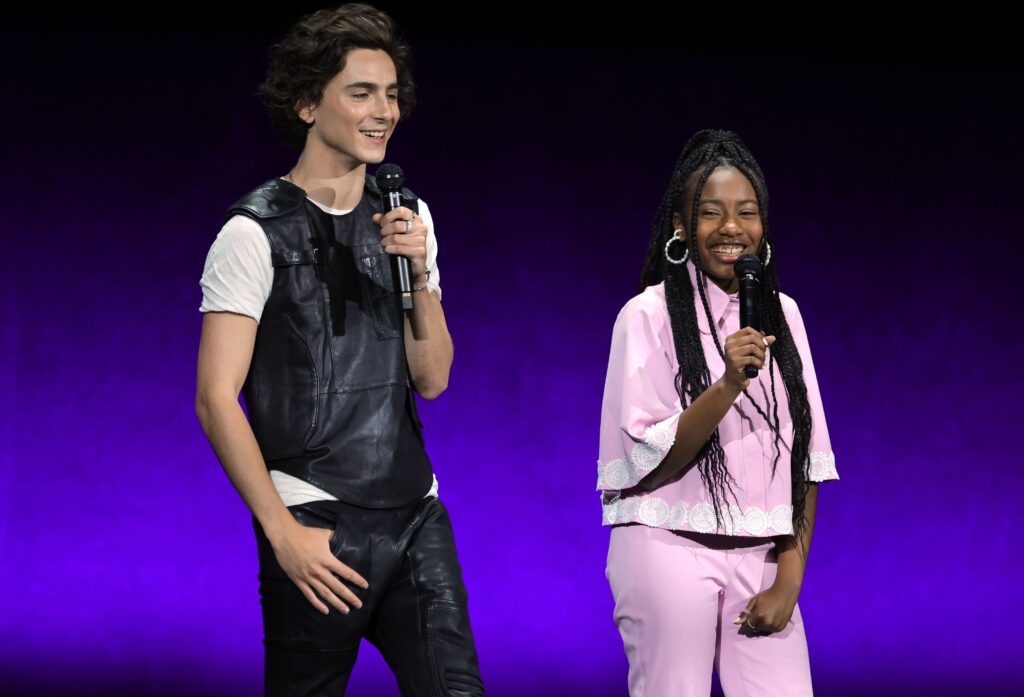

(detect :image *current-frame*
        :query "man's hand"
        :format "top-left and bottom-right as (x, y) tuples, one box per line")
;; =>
(270, 519), (369, 615)
(373, 206), (428, 283)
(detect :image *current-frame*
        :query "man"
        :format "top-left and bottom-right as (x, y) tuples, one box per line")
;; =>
(194, 5), (485, 695)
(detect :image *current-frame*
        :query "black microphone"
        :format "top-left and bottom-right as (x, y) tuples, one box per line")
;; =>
(375, 164), (414, 311)
(734, 253), (764, 379)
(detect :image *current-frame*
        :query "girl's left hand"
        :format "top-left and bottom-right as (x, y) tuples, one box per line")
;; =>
(734, 582), (800, 636)
(373, 207), (428, 284)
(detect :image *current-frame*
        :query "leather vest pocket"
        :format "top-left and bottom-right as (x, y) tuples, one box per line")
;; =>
(247, 314), (319, 460)
(359, 252), (402, 339)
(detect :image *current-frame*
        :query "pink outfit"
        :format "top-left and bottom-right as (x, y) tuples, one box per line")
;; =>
(598, 263), (839, 696)
(606, 525), (814, 697)
(596, 261), (838, 535)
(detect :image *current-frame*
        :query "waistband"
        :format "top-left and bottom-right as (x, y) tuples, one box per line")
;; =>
(287, 496), (430, 527)
(671, 528), (777, 551)
(614, 523), (777, 552)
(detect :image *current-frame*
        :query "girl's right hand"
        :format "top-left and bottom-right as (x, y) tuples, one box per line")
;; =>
(721, 328), (776, 393)
(270, 518), (369, 615)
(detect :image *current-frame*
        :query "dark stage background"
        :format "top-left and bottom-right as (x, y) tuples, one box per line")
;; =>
(2, 7), (1021, 697)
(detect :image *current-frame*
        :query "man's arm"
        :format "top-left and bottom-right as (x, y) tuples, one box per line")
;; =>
(403, 286), (453, 399)
(373, 204), (453, 400)
(195, 312), (295, 541)
(194, 311), (367, 614)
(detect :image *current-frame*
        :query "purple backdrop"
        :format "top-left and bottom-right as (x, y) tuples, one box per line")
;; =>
(2, 11), (1021, 697)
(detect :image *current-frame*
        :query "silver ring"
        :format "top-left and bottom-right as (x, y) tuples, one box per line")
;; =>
(746, 617), (758, 631)
(405, 218), (413, 233)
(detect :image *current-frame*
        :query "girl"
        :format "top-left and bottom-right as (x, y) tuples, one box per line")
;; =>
(597, 129), (839, 696)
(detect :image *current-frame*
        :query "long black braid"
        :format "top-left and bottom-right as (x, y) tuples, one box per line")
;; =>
(638, 129), (814, 536)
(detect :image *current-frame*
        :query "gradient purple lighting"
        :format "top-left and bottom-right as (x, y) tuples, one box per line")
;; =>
(1, 18), (1021, 697)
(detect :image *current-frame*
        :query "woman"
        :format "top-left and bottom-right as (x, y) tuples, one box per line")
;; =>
(598, 129), (839, 696)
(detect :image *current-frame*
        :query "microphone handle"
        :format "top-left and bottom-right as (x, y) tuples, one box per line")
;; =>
(395, 256), (413, 311)
(383, 190), (414, 311)
(738, 276), (760, 379)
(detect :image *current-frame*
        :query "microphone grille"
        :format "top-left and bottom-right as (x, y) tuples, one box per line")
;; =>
(375, 164), (405, 192)
(734, 253), (763, 281)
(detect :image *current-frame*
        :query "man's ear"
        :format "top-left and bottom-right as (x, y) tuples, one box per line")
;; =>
(296, 100), (316, 125)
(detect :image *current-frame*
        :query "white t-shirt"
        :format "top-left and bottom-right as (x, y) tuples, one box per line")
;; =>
(199, 192), (441, 505)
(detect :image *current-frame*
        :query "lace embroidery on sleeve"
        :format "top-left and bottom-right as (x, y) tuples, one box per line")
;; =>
(598, 414), (678, 490)
(806, 450), (838, 482)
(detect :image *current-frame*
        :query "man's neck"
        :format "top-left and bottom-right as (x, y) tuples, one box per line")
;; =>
(289, 145), (368, 211)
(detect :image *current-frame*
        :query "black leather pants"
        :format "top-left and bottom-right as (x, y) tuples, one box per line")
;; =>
(253, 495), (485, 696)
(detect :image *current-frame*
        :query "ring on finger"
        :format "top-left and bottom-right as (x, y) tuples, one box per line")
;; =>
(405, 218), (413, 232)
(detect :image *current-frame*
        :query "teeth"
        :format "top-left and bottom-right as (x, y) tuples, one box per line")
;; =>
(362, 131), (385, 138)
(712, 246), (743, 254)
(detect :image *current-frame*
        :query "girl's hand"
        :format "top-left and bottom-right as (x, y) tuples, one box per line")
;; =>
(373, 207), (428, 284)
(721, 328), (776, 393)
(733, 581), (800, 636)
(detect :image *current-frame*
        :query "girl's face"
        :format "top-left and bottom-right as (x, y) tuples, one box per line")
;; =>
(673, 166), (764, 294)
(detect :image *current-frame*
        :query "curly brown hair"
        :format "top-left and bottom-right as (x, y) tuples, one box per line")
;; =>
(258, 3), (417, 150)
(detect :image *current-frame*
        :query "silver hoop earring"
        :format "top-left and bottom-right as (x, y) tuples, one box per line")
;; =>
(665, 229), (689, 265)
(762, 240), (772, 267)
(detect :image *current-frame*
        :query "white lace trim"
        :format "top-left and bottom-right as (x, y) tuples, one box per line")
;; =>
(806, 450), (839, 482)
(602, 495), (795, 536)
(597, 415), (678, 490)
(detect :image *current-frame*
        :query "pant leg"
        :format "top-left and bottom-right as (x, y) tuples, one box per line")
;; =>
(606, 524), (726, 697)
(366, 497), (485, 697)
(254, 507), (374, 697)
(716, 544), (814, 697)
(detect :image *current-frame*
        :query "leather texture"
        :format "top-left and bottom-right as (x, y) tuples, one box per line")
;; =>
(254, 497), (486, 696)
(228, 176), (434, 508)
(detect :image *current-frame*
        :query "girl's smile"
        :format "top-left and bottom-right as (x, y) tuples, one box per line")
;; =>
(673, 165), (764, 294)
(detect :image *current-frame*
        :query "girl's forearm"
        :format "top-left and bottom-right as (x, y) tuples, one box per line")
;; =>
(639, 379), (741, 491)
(774, 482), (818, 590)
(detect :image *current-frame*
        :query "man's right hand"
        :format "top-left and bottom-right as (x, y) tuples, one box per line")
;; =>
(269, 519), (369, 615)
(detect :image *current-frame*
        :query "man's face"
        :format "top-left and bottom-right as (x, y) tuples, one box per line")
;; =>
(299, 48), (400, 166)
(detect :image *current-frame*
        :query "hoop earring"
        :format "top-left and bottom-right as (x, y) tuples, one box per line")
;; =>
(761, 239), (772, 267)
(665, 228), (689, 265)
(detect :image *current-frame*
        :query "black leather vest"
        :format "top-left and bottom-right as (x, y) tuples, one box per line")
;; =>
(226, 176), (434, 508)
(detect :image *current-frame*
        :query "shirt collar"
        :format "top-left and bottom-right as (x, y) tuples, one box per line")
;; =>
(685, 261), (739, 335)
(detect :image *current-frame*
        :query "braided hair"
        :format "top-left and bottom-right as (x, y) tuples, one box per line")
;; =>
(638, 129), (813, 536)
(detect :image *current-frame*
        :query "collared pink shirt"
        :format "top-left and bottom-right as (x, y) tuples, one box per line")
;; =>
(596, 261), (838, 536)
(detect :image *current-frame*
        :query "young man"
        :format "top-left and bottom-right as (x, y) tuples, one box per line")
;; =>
(194, 5), (485, 695)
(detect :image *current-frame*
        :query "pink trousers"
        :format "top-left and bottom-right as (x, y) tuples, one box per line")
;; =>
(606, 524), (814, 697)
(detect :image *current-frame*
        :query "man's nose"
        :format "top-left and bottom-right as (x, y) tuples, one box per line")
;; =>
(372, 95), (392, 120)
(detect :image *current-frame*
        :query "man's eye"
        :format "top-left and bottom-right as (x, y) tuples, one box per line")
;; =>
(741, 211), (758, 216)
(387, 93), (399, 101)
(352, 93), (369, 99)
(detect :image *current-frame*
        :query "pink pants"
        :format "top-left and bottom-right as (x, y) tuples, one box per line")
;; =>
(606, 524), (814, 697)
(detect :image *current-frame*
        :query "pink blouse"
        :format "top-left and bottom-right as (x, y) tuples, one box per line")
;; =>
(596, 261), (838, 536)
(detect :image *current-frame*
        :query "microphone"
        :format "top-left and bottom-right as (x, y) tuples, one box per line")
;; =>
(734, 253), (764, 379)
(375, 164), (413, 311)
